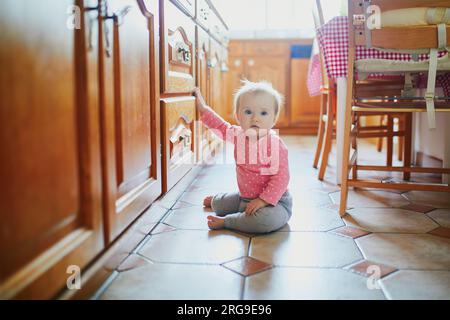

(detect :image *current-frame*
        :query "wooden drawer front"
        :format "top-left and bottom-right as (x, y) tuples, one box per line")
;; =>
(162, 97), (196, 190)
(228, 41), (244, 56)
(196, 0), (211, 30)
(162, 0), (196, 94)
(245, 42), (289, 56)
(170, 0), (195, 17)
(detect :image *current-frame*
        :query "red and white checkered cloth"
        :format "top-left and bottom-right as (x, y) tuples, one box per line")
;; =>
(313, 16), (450, 96)
(307, 53), (322, 97)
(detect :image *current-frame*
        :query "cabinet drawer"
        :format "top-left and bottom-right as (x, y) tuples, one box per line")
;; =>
(162, 97), (196, 191)
(162, 0), (196, 94)
(170, 0), (195, 17)
(245, 42), (289, 56)
(228, 41), (244, 56)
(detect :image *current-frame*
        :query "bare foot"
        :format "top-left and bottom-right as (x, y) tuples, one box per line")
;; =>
(207, 215), (225, 230)
(203, 196), (213, 207)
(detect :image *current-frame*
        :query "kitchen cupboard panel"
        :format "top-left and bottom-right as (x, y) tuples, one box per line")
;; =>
(100, 0), (162, 242)
(0, 0), (104, 299)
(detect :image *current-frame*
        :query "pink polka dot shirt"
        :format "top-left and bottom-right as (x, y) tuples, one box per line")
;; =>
(201, 106), (290, 206)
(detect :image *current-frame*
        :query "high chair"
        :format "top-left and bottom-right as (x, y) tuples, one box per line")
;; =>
(312, 0), (407, 181)
(339, 0), (450, 216)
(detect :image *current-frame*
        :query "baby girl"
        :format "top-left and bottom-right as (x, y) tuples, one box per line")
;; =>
(194, 80), (292, 234)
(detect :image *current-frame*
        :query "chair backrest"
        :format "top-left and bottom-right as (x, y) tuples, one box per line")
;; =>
(312, 0), (330, 88)
(312, 0), (325, 28)
(349, 0), (450, 50)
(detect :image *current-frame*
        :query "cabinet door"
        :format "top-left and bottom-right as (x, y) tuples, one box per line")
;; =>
(224, 56), (245, 124)
(209, 39), (224, 118)
(196, 26), (210, 104)
(0, 0), (104, 299)
(245, 57), (290, 128)
(196, 26), (212, 163)
(290, 59), (321, 129)
(100, 0), (162, 242)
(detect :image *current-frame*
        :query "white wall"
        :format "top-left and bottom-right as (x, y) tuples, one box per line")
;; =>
(415, 113), (450, 161)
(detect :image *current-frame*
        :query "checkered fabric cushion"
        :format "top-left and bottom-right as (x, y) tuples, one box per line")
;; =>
(315, 16), (450, 96)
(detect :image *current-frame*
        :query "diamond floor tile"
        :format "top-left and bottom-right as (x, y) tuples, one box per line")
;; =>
(428, 226), (450, 239)
(331, 226), (371, 239)
(222, 256), (272, 276)
(400, 203), (436, 213)
(346, 260), (397, 279)
(117, 254), (152, 272)
(427, 209), (450, 228)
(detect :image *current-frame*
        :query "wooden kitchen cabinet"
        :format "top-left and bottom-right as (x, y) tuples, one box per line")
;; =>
(160, 0), (228, 189)
(99, 0), (162, 243)
(0, 0), (228, 299)
(226, 39), (320, 134)
(245, 56), (290, 128)
(209, 38), (226, 120)
(290, 59), (322, 129)
(0, 0), (104, 299)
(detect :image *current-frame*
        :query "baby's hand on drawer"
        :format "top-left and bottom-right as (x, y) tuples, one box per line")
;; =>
(194, 87), (208, 114)
(245, 198), (268, 215)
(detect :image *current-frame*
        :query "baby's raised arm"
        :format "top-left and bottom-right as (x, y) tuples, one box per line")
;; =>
(194, 88), (208, 114)
(194, 88), (237, 144)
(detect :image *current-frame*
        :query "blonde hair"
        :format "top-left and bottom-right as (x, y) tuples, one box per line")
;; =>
(233, 80), (284, 122)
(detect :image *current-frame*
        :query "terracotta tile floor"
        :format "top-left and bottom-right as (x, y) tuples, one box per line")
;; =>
(94, 136), (450, 300)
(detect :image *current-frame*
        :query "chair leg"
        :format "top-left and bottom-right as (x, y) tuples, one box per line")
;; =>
(377, 115), (384, 152)
(387, 115), (393, 167)
(398, 116), (404, 162)
(313, 94), (326, 169)
(352, 115), (358, 181)
(339, 49), (355, 216)
(318, 91), (334, 181)
(404, 113), (413, 181)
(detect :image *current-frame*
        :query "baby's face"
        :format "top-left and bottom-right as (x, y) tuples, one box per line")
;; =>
(236, 92), (277, 137)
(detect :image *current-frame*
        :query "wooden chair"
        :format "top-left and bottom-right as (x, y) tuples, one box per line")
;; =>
(339, 0), (450, 215)
(312, 0), (407, 181)
(311, 4), (337, 179)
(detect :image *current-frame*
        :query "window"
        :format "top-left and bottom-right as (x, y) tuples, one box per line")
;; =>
(213, 0), (345, 39)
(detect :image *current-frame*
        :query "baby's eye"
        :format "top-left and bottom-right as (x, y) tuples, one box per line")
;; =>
(244, 109), (252, 115)
(261, 111), (268, 116)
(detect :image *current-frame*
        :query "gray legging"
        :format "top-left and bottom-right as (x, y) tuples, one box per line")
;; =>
(211, 191), (293, 234)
